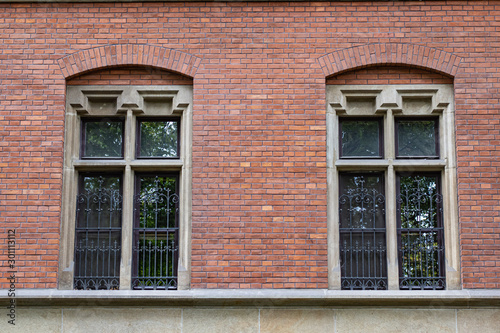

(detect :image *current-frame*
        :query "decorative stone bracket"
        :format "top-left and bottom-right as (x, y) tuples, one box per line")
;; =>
(66, 85), (191, 116)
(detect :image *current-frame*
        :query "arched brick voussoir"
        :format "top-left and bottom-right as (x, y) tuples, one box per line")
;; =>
(318, 43), (462, 78)
(57, 44), (202, 79)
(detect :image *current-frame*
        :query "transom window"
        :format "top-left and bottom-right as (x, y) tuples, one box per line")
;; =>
(60, 85), (192, 291)
(327, 84), (459, 291)
(339, 118), (383, 158)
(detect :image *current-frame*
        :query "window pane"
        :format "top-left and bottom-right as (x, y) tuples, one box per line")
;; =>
(139, 120), (179, 158)
(397, 119), (438, 157)
(83, 120), (123, 158)
(134, 233), (177, 290)
(74, 175), (122, 290)
(340, 119), (382, 158)
(339, 173), (387, 290)
(397, 174), (445, 290)
(133, 175), (179, 290)
(77, 175), (122, 229)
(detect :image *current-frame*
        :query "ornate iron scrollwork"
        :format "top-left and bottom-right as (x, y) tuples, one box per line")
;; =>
(397, 175), (445, 290)
(74, 176), (122, 290)
(339, 175), (387, 290)
(132, 176), (179, 290)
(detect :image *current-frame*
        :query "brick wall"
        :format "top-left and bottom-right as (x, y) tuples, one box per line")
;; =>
(0, 1), (499, 289)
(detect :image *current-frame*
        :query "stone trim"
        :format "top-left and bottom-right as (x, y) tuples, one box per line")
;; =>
(59, 85), (193, 290)
(2, 289), (499, 307)
(326, 84), (460, 290)
(57, 44), (202, 79)
(318, 43), (462, 77)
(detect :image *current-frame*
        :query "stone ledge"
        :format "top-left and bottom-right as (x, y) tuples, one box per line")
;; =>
(1, 289), (499, 307)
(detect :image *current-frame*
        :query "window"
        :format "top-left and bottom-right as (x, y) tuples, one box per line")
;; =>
(339, 173), (387, 290)
(60, 85), (192, 290)
(397, 173), (445, 290)
(339, 118), (383, 158)
(327, 85), (459, 290)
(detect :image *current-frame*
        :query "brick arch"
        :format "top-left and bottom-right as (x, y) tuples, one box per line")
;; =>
(318, 43), (462, 78)
(57, 44), (202, 79)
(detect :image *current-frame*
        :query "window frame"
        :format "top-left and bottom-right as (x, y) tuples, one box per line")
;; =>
(132, 172), (180, 290)
(339, 172), (388, 290)
(59, 85), (193, 291)
(73, 172), (123, 290)
(135, 117), (181, 160)
(395, 117), (439, 159)
(326, 84), (460, 291)
(396, 172), (446, 290)
(339, 117), (384, 159)
(80, 117), (125, 160)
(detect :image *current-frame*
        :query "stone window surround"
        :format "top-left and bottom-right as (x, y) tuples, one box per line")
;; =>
(58, 85), (193, 290)
(326, 84), (460, 290)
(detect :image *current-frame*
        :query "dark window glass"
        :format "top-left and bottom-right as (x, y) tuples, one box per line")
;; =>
(339, 173), (387, 290)
(397, 174), (445, 290)
(396, 119), (438, 158)
(74, 174), (122, 290)
(340, 119), (383, 158)
(137, 119), (179, 158)
(82, 119), (124, 158)
(132, 174), (179, 290)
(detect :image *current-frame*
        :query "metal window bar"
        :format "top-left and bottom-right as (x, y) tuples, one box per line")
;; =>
(132, 176), (179, 290)
(397, 175), (445, 290)
(339, 175), (387, 290)
(74, 176), (122, 290)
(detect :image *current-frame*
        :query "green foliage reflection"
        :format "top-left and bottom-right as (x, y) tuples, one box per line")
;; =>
(138, 176), (177, 229)
(84, 121), (123, 157)
(140, 121), (178, 157)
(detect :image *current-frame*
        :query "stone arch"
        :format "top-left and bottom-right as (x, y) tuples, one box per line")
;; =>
(318, 43), (462, 78)
(57, 44), (202, 79)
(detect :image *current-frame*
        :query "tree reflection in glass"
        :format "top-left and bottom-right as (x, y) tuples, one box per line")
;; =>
(139, 120), (179, 158)
(83, 120), (123, 158)
(397, 174), (445, 289)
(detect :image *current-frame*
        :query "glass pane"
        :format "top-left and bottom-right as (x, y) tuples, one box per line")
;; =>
(133, 233), (177, 290)
(398, 175), (441, 229)
(136, 176), (178, 229)
(397, 120), (437, 157)
(339, 174), (385, 229)
(77, 175), (122, 229)
(74, 232), (121, 290)
(133, 174), (179, 290)
(139, 121), (179, 158)
(341, 120), (381, 157)
(74, 174), (122, 290)
(83, 120), (123, 158)
(397, 174), (445, 290)
(339, 173), (387, 290)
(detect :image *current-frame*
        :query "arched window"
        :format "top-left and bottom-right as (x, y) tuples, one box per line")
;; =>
(59, 67), (193, 290)
(326, 68), (459, 290)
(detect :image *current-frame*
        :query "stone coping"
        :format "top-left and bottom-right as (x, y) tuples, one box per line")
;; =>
(1, 289), (499, 307)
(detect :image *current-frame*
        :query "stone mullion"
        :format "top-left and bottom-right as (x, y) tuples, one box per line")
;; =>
(385, 110), (399, 290)
(119, 110), (135, 290)
(327, 109), (341, 289)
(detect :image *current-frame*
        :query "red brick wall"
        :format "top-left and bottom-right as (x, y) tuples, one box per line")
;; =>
(0, 1), (499, 289)
(67, 67), (193, 86)
(326, 66), (453, 85)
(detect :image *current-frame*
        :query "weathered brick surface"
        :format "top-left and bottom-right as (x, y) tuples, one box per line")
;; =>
(67, 67), (193, 86)
(0, 1), (499, 289)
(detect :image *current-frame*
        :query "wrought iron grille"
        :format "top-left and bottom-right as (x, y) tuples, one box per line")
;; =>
(339, 174), (387, 290)
(74, 175), (122, 290)
(397, 175), (445, 290)
(132, 175), (179, 290)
